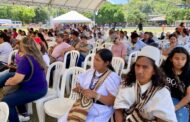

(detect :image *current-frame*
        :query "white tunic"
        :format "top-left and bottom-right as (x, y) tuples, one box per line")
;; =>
(114, 82), (177, 122)
(58, 69), (121, 122)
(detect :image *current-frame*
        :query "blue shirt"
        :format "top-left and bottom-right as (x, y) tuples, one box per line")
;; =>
(127, 39), (146, 55)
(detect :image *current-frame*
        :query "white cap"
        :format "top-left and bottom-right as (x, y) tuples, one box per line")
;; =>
(138, 46), (161, 66)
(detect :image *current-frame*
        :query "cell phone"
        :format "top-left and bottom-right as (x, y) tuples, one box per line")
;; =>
(0, 61), (8, 65)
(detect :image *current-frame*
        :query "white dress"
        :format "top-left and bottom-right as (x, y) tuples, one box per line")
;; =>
(114, 81), (177, 122)
(58, 69), (121, 122)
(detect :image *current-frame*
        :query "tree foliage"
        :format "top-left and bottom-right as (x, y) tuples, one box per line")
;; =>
(96, 2), (125, 25)
(0, 0), (188, 25)
(123, 0), (188, 25)
(0, 5), (67, 24)
(33, 8), (48, 23)
(0, 5), (35, 23)
(166, 8), (190, 24)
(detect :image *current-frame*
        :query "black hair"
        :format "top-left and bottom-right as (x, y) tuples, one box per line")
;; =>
(48, 32), (53, 37)
(71, 30), (79, 37)
(162, 47), (190, 77)
(37, 33), (48, 49)
(22, 31), (26, 36)
(183, 28), (189, 36)
(13, 28), (17, 31)
(31, 31), (37, 36)
(30, 28), (34, 31)
(169, 33), (177, 39)
(18, 29), (22, 33)
(180, 22), (185, 27)
(123, 56), (166, 87)
(131, 32), (139, 39)
(0, 32), (10, 43)
(96, 49), (115, 72)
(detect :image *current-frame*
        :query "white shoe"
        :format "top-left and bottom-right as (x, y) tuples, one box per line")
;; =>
(18, 114), (30, 122)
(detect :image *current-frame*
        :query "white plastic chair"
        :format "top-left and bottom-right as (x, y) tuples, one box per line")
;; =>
(89, 46), (103, 54)
(47, 40), (57, 47)
(122, 51), (139, 75)
(83, 53), (95, 70)
(0, 102), (9, 122)
(44, 67), (85, 119)
(63, 50), (80, 95)
(102, 42), (113, 50)
(8, 50), (18, 65)
(32, 62), (64, 122)
(63, 50), (80, 69)
(111, 57), (125, 76)
(93, 42), (101, 48)
(184, 43), (190, 54)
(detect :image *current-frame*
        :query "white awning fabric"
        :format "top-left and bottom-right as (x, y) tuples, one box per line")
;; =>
(53, 11), (92, 23)
(1, 0), (105, 12)
(149, 16), (166, 22)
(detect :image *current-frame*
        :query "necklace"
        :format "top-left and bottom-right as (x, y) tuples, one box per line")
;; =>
(89, 70), (108, 90)
(172, 68), (182, 75)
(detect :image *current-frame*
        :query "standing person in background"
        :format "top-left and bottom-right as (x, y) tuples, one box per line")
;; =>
(138, 19), (143, 32)
(162, 47), (190, 122)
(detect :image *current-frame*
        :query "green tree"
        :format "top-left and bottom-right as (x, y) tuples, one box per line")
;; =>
(82, 12), (93, 20)
(10, 5), (35, 23)
(126, 9), (147, 25)
(33, 8), (48, 23)
(96, 2), (125, 26)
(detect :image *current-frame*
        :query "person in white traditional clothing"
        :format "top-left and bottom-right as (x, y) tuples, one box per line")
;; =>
(114, 46), (177, 122)
(58, 49), (121, 122)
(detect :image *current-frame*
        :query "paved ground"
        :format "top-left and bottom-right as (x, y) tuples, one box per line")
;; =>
(29, 103), (57, 122)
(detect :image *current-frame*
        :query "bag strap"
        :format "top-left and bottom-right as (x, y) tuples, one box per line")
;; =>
(23, 55), (34, 82)
(172, 70), (185, 95)
(137, 86), (161, 110)
(127, 82), (161, 114)
(93, 70), (111, 91)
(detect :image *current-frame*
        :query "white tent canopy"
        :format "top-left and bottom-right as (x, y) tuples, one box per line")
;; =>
(1, 0), (105, 12)
(149, 16), (166, 22)
(53, 11), (92, 23)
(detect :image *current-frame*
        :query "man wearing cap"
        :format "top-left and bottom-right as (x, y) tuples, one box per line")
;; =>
(114, 46), (177, 122)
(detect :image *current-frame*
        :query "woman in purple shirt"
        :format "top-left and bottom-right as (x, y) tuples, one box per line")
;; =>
(2, 37), (48, 122)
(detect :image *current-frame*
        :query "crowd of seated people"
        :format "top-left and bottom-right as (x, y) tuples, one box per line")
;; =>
(0, 22), (190, 122)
